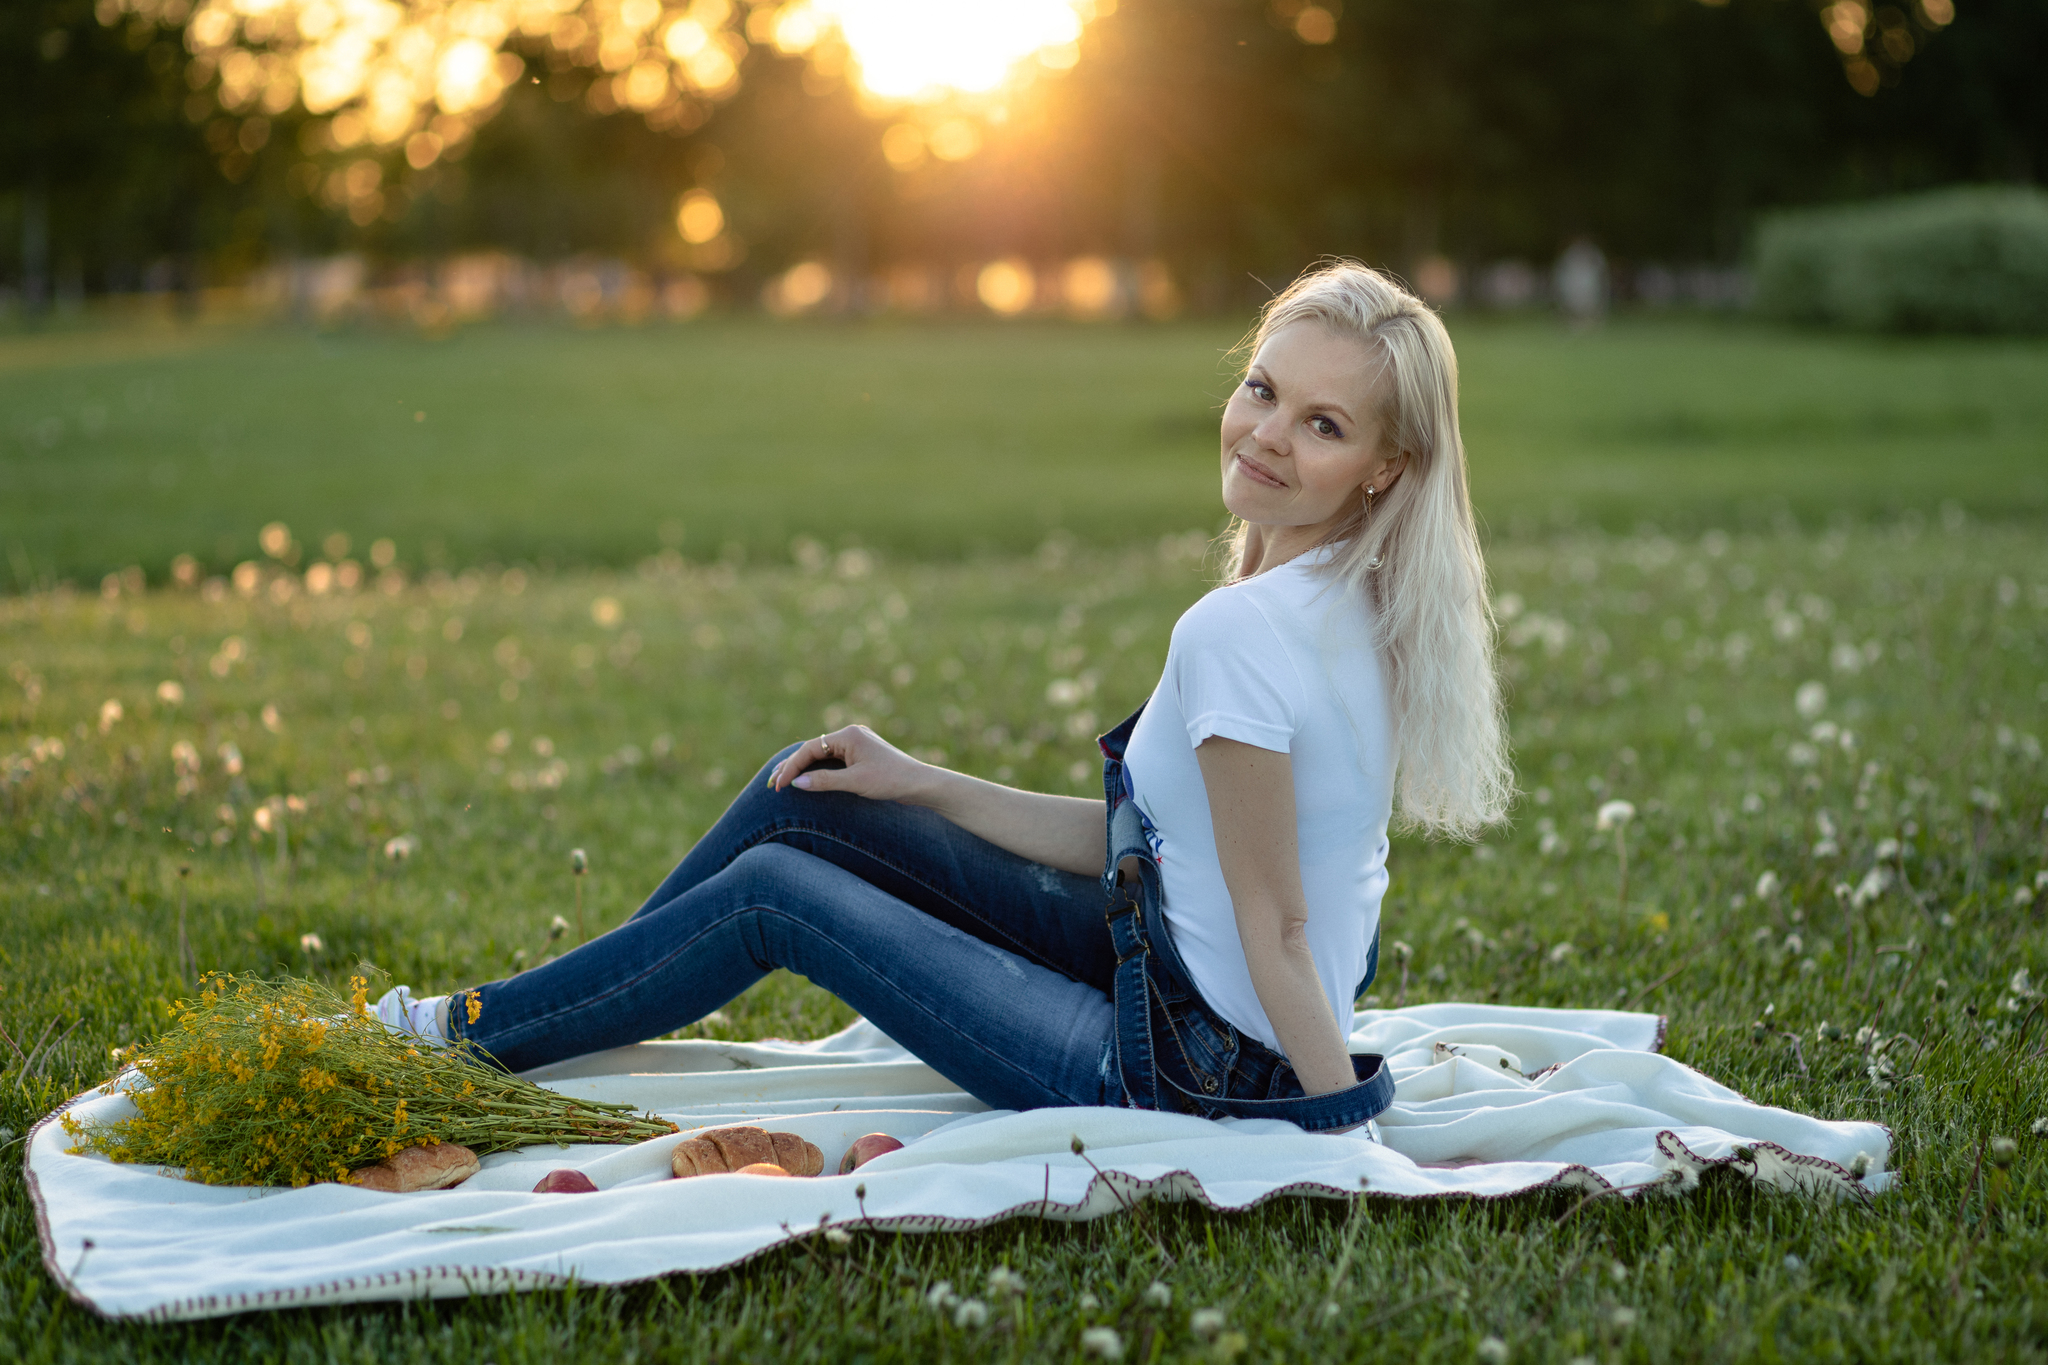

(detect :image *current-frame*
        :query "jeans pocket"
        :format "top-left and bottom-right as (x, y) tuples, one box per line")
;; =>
(1157, 998), (1237, 1100)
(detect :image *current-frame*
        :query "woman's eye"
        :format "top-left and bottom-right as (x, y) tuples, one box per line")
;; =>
(1244, 380), (1273, 402)
(1310, 416), (1342, 438)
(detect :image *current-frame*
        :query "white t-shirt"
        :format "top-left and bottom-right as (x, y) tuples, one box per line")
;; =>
(1124, 544), (1395, 1052)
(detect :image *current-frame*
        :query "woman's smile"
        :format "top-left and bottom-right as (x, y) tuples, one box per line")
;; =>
(1232, 451), (1288, 489)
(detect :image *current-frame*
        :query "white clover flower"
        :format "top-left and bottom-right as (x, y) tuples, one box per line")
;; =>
(1754, 870), (1781, 900)
(1190, 1308), (1227, 1340)
(1141, 1281), (1172, 1309)
(953, 1298), (988, 1328)
(1596, 800), (1636, 831)
(1851, 869), (1889, 909)
(1795, 681), (1828, 720)
(1782, 934), (1803, 955)
(925, 1280), (955, 1311)
(1077, 1291), (1101, 1313)
(1476, 1336), (1510, 1364)
(1080, 1326), (1124, 1359)
(986, 1266), (1025, 1299)
(1873, 838), (1900, 861)
(2030, 1116), (2048, 1139)
(2010, 968), (2039, 999)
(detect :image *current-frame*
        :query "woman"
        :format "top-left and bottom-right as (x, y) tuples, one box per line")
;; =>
(379, 261), (1511, 1133)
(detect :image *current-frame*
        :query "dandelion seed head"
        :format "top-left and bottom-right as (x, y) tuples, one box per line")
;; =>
(1754, 870), (1780, 900)
(1476, 1335), (1510, 1364)
(1795, 680), (1827, 720)
(548, 915), (570, 940)
(1988, 1137), (2017, 1169)
(1141, 1280), (1171, 1308)
(570, 848), (588, 874)
(1080, 1326), (1124, 1360)
(299, 933), (323, 953)
(1190, 1307), (1226, 1340)
(953, 1298), (988, 1328)
(1595, 800), (1636, 831)
(1848, 1151), (1871, 1179)
(383, 835), (418, 861)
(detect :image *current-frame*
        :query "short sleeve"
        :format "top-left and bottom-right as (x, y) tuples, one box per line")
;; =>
(1167, 589), (1301, 754)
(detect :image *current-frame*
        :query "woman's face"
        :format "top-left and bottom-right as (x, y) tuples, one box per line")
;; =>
(1219, 320), (1401, 542)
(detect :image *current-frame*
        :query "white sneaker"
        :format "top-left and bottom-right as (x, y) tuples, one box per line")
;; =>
(374, 985), (450, 1046)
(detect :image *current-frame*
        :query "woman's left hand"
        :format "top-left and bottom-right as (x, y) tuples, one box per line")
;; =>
(768, 726), (935, 804)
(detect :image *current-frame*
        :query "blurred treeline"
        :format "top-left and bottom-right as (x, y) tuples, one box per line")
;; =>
(4, 0), (2044, 309)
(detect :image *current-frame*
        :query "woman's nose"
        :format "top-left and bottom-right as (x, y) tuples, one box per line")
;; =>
(1251, 409), (1291, 453)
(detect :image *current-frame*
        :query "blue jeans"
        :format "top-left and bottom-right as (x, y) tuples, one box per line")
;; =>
(449, 744), (1121, 1110)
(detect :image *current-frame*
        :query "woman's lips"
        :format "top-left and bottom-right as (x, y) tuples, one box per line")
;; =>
(1233, 452), (1287, 489)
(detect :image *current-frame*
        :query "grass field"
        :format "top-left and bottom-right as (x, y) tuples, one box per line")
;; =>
(2, 316), (2047, 1361)
(3, 315), (2046, 586)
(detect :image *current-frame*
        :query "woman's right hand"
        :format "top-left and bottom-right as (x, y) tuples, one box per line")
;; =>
(768, 726), (936, 804)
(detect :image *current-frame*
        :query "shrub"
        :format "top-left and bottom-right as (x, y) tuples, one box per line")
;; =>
(1752, 186), (2048, 333)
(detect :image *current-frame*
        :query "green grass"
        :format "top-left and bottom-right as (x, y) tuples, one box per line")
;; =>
(2, 315), (2046, 1359)
(3, 315), (2045, 587)
(4, 518), (2046, 1360)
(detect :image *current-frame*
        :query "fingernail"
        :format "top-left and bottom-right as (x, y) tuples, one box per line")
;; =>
(792, 774), (813, 789)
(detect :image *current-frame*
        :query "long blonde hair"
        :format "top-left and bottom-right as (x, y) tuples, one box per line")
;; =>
(1225, 260), (1512, 839)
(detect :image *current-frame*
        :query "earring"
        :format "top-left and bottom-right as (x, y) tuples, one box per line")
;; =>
(1363, 485), (1376, 519)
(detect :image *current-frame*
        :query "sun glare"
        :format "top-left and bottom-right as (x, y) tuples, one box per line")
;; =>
(796, 0), (1096, 102)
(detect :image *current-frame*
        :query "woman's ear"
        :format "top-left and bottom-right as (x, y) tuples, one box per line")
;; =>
(1366, 450), (1410, 495)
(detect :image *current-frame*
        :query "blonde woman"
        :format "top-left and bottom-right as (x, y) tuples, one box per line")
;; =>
(380, 261), (1511, 1132)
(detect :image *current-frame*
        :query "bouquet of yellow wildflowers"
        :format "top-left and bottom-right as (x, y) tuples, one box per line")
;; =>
(63, 973), (676, 1188)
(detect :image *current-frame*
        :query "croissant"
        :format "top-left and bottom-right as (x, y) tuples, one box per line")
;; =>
(349, 1142), (480, 1192)
(669, 1125), (823, 1178)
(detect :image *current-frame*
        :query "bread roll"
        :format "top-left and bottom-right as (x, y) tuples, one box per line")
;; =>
(770, 1130), (824, 1177)
(349, 1142), (479, 1192)
(736, 1162), (791, 1177)
(669, 1126), (823, 1179)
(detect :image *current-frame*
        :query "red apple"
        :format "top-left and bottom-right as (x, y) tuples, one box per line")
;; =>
(837, 1133), (905, 1175)
(532, 1169), (598, 1194)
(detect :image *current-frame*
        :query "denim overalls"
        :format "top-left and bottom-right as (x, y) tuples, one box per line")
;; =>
(1097, 706), (1395, 1130)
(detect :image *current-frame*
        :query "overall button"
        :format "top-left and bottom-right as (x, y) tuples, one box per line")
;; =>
(1201, 1076), (1218, 1093)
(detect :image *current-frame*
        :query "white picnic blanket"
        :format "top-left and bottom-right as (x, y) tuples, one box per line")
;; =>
(26, 1004), (1890, 1321)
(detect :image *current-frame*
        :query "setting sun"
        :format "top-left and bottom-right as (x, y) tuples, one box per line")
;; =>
(791, 0), (1098, 102)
